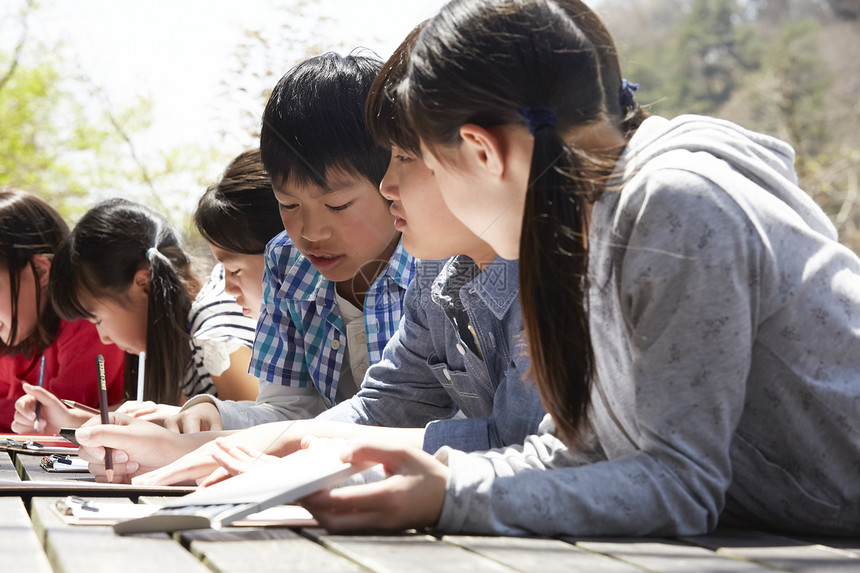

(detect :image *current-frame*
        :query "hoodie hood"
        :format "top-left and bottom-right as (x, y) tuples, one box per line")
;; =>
(615, 114), (836, 240)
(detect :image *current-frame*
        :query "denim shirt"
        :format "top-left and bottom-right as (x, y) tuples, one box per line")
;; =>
(316, 256), (546, 454)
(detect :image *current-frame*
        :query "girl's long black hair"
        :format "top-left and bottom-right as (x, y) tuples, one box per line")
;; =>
(51, 199), (198, 404)
(0, 189), (69, 357)
(400, 0), (646, 444)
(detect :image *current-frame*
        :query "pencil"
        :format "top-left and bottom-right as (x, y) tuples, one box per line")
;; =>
(61, 399), (100, 415)
(33, 355), (46, 432)
(136, 351), (146, 402)
(96, 354), (113, 482)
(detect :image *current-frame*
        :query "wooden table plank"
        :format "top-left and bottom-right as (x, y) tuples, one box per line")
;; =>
(182, 527), (366, 573)
(443, 535), (648, 572)
(30, 497), (212, 573)
(0, 496), (53, 572)
(571, 537), (775, 572)
(680, 529), (860, 572)
(1, 450), (22, 480)
(303, 528), (515, 572)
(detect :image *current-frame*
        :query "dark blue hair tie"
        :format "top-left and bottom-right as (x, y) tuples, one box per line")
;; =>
(517, 106), (558, 135)
(619, 78), (639, 108)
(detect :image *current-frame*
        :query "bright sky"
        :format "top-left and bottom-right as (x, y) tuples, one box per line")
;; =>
(10, 0), (449, 161)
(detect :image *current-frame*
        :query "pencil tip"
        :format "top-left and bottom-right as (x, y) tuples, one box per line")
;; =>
(106, 469), (114, 483)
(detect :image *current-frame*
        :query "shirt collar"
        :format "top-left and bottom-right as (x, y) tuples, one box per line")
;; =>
(281, 238), (415, 308)
(432, 255), (519, 320)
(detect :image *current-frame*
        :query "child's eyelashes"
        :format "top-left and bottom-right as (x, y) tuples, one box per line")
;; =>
(278, 202), (351, 212)
(326, 202), (352, 212)
(229, 269), (241, 277)
(395, 154), (414, 162)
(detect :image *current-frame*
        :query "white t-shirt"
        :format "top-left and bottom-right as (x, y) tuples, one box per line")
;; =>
(333, 290), (371, 402)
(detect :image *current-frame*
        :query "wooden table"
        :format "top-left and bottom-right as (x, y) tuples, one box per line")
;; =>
(3, 449), (858, 573)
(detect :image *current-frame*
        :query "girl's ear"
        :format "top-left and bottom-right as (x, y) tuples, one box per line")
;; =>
(459, 124), (506, 178)
(133, 268), (151, 295)
(31, 254), (51, 289)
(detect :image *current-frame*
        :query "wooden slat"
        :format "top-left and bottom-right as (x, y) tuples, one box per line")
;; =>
(572, 537), (775, 572)
(444, 535), (648, 572)
(680, 528), (860, 572)
(30, 497), (211, 573)
(0, 451), (22, 480)
(303, 528), (514, 572)
(0, 497), (53, 572)
(182, 527), (366, 573)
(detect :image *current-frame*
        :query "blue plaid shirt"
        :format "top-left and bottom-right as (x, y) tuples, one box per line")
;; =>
(250, 231), (415, 408)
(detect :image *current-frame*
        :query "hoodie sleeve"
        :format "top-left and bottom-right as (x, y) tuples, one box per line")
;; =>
(435, 165), (765, 537)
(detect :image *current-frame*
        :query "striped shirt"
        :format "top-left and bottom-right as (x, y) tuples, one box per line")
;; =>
(182, 264), (257, 398)
(250, 231), (415, 408)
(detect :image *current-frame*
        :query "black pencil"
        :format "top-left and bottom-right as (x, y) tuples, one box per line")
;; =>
(96, 354), (113, 482)
(33, 355), (46, 432)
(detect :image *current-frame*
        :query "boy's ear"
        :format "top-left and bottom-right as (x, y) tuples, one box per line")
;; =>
(31, 254), (51, 289)
(132, 269), (150, 295)
(459, 124), (506, 178)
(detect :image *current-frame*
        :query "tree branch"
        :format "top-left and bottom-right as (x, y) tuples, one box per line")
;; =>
(0, 0), (35, 94)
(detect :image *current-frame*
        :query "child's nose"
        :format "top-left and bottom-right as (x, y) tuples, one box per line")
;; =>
(379, 170), (399, 201)
(300, 214), (332, 243)
(223, 277), (240, 298)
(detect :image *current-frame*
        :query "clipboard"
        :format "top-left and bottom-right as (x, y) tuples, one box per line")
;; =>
(40, 454), (90, 473)
(113, 447), (376, 534)
(0, 436), (79, 456)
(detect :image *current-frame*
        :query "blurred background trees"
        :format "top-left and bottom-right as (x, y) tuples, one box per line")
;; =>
(601, 0), (860, 249)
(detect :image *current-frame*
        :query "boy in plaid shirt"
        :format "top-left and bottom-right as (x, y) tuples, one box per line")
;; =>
(174, 51), (414, 430)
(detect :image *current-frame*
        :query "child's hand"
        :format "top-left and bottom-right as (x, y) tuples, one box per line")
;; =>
(199, 438), (278, 487)
(162, 402), (223, 433)
(115, 401), (182, 425)
(75, 413), (199, 484)
(12, 383), (94, 434)
(300, 439), (449, 532)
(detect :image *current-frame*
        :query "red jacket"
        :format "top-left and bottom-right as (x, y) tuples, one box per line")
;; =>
(0, 319), (125, 432)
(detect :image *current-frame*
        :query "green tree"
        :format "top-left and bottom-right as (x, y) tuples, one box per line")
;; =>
(669, 0), (758, 114)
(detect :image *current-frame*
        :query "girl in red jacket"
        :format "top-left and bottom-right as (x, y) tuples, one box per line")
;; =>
(0, 189), (124, 433)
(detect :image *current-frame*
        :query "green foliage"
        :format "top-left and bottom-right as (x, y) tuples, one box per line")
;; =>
(0, 51), (90, 213)
(601, 0), (860, 252)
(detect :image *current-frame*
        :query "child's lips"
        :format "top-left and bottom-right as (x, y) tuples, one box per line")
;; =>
(307, 253), (345, 270)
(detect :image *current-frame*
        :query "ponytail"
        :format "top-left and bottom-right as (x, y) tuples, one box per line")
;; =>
(519, 114), (595, 445)
(143, 246), (194, 404)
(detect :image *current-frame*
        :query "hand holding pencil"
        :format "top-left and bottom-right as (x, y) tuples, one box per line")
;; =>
(11, 379), (96, 435)
(96, 354), (114, 483)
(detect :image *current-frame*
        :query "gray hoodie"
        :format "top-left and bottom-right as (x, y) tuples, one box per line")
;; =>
(435, 115), (860, 537)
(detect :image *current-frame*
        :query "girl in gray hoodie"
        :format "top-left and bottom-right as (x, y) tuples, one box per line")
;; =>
(300, 0), (860, 537)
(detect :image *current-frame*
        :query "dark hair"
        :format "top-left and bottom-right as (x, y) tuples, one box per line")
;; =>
(260, 51), (389, 190)
(0, 188), (69, 356)
(195, 149), (284, 255)
(401, 0), (646, 444)
(365, 24), (426, 155)
(51, 199), (199, 405)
